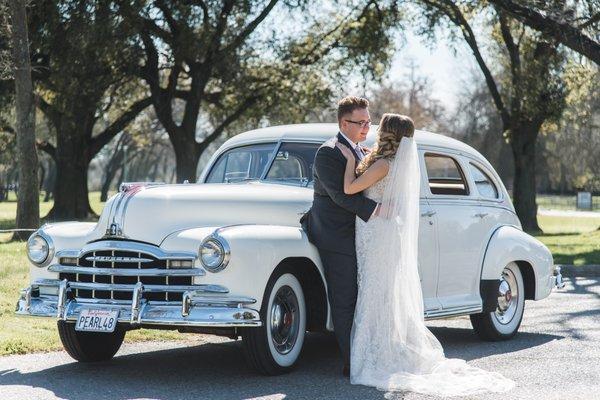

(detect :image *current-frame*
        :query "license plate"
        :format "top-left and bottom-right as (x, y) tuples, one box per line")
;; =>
(75, 309), (119, 333)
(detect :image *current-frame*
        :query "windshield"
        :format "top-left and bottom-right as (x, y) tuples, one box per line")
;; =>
(204, 141), (321, 186)
(205, 143), (276, 183)
(263, 142), (320, 186)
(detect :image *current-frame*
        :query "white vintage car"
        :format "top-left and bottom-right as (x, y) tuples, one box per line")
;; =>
(16, 123), (564, 375)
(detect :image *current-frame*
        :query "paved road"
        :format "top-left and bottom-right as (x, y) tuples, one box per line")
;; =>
(1, 276), (598, 400)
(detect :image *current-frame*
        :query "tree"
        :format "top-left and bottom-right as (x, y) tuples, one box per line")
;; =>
(418, 0), (568, 232)
(487, 0), (600, 66)
(3, 0), (40, 239)
(28, 0), (152, 220)
(540, 63), (600, 193)
(120, 0), (402, 182)
(368, 61), (451, 133)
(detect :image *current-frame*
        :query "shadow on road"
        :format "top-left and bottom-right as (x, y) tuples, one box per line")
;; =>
(0, 325), (561, 400)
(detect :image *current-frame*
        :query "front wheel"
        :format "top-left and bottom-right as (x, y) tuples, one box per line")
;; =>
(242, 272), (306, 375)
(470, 262), (525, 341)
(58, 321), (125, 362)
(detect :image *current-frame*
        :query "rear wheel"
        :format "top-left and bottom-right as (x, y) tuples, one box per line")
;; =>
(242, 272), (306, 375)
(470, 262), (525, 341)
(58, 321), (125, 362)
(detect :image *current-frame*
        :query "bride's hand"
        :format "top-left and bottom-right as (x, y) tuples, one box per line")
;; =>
(336, 143), (355, 162)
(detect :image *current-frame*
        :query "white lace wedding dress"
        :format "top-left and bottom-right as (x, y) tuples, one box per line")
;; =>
(351, 137), (515, 397)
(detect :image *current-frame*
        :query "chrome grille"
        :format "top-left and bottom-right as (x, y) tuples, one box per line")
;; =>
(58, 249), (195, 302)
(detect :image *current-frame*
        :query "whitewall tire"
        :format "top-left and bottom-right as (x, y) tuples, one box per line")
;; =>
(242, 272), (306, 375)
(471, 262), (525, 341)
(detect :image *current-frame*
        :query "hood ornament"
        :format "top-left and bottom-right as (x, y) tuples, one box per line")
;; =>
(105, 222), (123, 238)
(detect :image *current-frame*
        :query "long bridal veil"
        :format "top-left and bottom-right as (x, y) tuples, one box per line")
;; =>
(350, 136), (515, 397)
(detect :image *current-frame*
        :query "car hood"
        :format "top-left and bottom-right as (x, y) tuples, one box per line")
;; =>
(90, 182), (313, 245)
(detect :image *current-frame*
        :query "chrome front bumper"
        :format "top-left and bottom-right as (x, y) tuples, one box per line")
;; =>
(15, 279), (262, 328)
(553, 266), (565, 289)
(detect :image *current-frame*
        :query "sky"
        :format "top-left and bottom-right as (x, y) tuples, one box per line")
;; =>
(387, 30), (477, 113)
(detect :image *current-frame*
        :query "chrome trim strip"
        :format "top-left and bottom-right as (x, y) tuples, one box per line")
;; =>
(49, 265), (205, 277)
(84, 256), (154, 263)
(57, 279), (68, 320)
(31, 278), (228, 294)
(424, 305), (482, 320)
(16, 294), (261, 328)
(182, 289), (256, 316)
(58, 241), (197, 261)
(131, 282), (144, 324)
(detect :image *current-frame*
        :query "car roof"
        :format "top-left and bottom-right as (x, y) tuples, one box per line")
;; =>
(222, 123), (486, 160)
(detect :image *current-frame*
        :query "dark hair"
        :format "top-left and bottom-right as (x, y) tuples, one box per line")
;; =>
(337, 96), (369, 122)
(356, 114), (415, 175)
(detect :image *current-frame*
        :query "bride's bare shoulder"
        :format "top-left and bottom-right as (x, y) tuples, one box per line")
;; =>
(371, 158), (391, 173)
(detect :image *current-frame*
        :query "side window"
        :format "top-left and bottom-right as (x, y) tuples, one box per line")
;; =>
(469, 163), (499, 199)
(424, 153), (469, 196)
(205, 143), (276, 183)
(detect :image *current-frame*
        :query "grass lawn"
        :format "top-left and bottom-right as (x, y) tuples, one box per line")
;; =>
(536, 215), (600, 265)
(0, 193), (598, 355)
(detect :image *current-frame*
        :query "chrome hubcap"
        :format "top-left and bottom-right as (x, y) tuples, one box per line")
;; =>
(495, 268), (518, 324)
(270, 285), (299, 355)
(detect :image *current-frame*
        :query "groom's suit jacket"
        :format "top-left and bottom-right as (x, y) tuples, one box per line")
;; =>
(302, 132), (377, 255)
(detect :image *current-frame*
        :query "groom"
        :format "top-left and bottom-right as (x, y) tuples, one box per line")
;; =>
(301, 96), (379, 376)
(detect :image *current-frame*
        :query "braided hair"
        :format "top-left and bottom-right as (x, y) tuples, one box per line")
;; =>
(356, 114), (415, 176)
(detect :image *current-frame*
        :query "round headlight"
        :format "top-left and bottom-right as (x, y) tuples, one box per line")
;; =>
(27, 234), (50, 266)
(200, 237), (230, 272)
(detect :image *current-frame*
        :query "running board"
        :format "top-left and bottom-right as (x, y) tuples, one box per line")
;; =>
(424, 305), (482, 320)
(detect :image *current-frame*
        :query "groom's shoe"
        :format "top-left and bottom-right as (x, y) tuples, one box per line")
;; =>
(342, 363), (350, 377)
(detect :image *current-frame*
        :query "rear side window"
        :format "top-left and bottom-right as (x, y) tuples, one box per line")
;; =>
(424, 153), (469, 196)
(469, 163), (499, 199)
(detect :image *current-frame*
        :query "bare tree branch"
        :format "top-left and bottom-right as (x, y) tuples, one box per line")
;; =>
(422, 0), (510, 126)
(36, 140), (56, 161)
(90, 97), (152, 158)
(220, 0), (279, 56)
(196, 94), (259, 153)
(488, 0), (600, 65)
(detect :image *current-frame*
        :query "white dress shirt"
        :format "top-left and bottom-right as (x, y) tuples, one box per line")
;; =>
(338, 131), (364, 161)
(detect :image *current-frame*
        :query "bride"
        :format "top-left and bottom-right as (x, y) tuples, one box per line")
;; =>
(335, 113), (515, 397)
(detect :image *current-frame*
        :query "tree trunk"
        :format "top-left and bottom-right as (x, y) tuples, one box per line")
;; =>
(46, 124), (94, 220)
(511, 130), (541, 233)
(9, 0), (39, 241)
(43, 159), (55, 202)
(173, 140), (200, 183)
(100, 141), (125, 202)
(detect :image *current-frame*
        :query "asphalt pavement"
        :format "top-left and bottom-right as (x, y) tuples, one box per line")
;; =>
(0, 275), (598, 400)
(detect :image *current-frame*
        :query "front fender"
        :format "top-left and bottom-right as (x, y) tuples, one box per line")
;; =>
(160, 225), (324, 307)
(481, 225), (554, 300)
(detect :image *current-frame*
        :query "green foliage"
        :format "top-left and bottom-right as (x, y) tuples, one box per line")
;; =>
(29, 0), (145, 127)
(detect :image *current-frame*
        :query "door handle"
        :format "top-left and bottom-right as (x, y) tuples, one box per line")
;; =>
(420, 210), (436, 217)
(474, 212), (488, 218)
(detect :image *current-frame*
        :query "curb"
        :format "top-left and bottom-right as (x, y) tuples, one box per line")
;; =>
(556, 264), (600, 277)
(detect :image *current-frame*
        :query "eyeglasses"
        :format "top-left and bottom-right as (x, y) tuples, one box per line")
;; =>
(345, 119), (372, 128)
